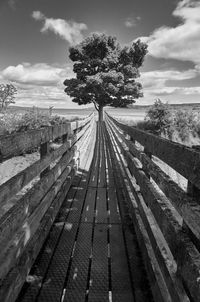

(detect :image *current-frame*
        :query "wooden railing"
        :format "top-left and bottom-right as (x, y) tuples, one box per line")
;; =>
(105, 112), (200, 302)
(0, 113), (95, 302)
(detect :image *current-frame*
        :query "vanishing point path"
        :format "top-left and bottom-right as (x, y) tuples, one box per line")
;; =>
(16, 122), (152, 302)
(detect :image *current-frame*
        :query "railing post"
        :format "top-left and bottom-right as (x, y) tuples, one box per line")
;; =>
(187, 145), (200, 202)
(62, 133), (68, 144)
(40, 141), (50, 178)
(143, 147), (152, 179)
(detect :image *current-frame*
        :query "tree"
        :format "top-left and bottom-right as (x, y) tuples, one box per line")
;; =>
(145, 99), (171, 136)
(0, 83), (17, 112)
(64, 33), (148, 121)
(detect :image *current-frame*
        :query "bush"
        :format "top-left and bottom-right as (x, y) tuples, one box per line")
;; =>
(171, 110), (197, 142)
(135, 99), (200, 146)
(143, 99), (172, 136)
(0, 107), (71, 135)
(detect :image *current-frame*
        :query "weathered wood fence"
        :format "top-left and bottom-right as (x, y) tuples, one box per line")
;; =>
(105, 112), (200, 302)
(1, 110), (200, 302)
(0, 113), (95, 302)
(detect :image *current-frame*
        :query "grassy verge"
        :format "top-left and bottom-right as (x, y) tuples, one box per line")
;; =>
(0, 107), (80, 136)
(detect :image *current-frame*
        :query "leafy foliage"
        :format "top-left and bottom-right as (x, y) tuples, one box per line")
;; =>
(144, 99), (172, 136)
(0, 107), (72, 135)
(0, 83), (17, 112)
(136, 99), (200, 145)
(64, 33), (148, 119)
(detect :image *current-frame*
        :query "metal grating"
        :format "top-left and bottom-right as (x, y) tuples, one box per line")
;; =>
(63, 223), (93, 302)
(36, 223), (78, 302)
(95, 188), (107, 224)
(88, 224), (109, 302)
(110, 224), (134, 302)
(81, 188), (97, 223)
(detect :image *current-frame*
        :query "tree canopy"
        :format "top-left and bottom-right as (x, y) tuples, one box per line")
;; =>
(64, 33), (148, 120)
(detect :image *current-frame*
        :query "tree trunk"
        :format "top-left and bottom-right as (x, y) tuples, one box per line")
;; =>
(98, 106), (104, 122)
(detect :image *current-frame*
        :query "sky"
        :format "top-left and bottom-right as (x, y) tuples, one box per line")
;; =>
(0, 0), (200, 108)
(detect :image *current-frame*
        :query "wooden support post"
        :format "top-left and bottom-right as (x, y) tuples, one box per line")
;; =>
(40, 141), (50, 178)
(143, 147), (152, 179)
(62, 133), (68, 144)
(187, 145), (200, 202)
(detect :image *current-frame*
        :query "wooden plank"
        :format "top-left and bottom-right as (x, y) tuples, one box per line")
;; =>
(106, 113), (200, 190)
(0, 169), (74, 302)
(110, 224), (134, 301)
(0, 149), (75, 253)
(0, 140), (73, 212)
(108, 119), (200, 250)
(105, 127), (172, 302)
(36, 147), (93, 301)
(140, 151), (200, 248)
(0, 113), (94, 162)
(88, 123), (100, 187)
(0, 164), (74, 281)
(88, 224), (108, 302)
(98, 124), (106, 188)
(134, 191), (189, 302)
(17, 133), (95, 301)
(81, 188), (96, 223)
(36, 223), (78, 302)
(0, 124), (71, 161)
(17, 175), (78, 302)
(63, 223), (93, 302)
(107, 188), (120, 224)
(109, 123), (200, 301)
(96, 188), (107, 224)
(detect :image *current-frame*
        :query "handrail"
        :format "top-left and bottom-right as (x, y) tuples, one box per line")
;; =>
(105, 112), (200, 190)
(105, 113), (200, 301)
(0, 112), (94, 162)
(0, 113), (95, 302)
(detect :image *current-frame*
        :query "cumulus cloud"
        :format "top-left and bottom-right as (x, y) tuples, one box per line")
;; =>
(2, 63), (74, 86)
(138, 0), (200, 65)
(124, 16), (141, 28)
(139, 67), (200, 102)
(32, 11), (87, 45)
(0, 63), (76, 108)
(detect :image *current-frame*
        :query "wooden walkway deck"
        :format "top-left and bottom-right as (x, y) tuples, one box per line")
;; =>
(17, 122), (152, 302)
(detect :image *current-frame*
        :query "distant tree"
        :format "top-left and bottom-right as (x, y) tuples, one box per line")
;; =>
(64, 33), (148, 121)
(145, 99), (171, 135)
(0, 83), (17, 112)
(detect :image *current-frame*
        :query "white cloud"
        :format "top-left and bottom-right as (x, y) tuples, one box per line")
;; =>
(140, 69), (197, 90)
(139, 67), (200, 104)
(138, 0), (200, 66)
(32, 11), (87, 45)
(2, 63), (74, 86)
(124, 17), (141, 28)
(0, 63), (78, 108)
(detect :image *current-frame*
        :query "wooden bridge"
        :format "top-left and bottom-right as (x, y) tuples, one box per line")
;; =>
(1, 112), (200, 302)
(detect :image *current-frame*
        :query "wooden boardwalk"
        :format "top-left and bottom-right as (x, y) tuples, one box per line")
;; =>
(17, 122), (152, 302)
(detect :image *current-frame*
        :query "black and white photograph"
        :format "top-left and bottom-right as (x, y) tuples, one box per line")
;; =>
(0, 0), (200, 301)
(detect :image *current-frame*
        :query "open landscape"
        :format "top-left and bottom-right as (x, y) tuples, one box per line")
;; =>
(1, 0), (200, 301)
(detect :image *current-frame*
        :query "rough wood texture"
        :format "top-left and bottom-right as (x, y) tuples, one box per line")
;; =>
(0, 140), (73, 210)
(0, 113), (94, 162)
(0, 169), (75, 302)
(0, 124), (70, 161)
(106, 117), (200, 302)
(107, 116), (200, 252)
(0, 163), (74, 280)
(107, 113), (200, 190)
